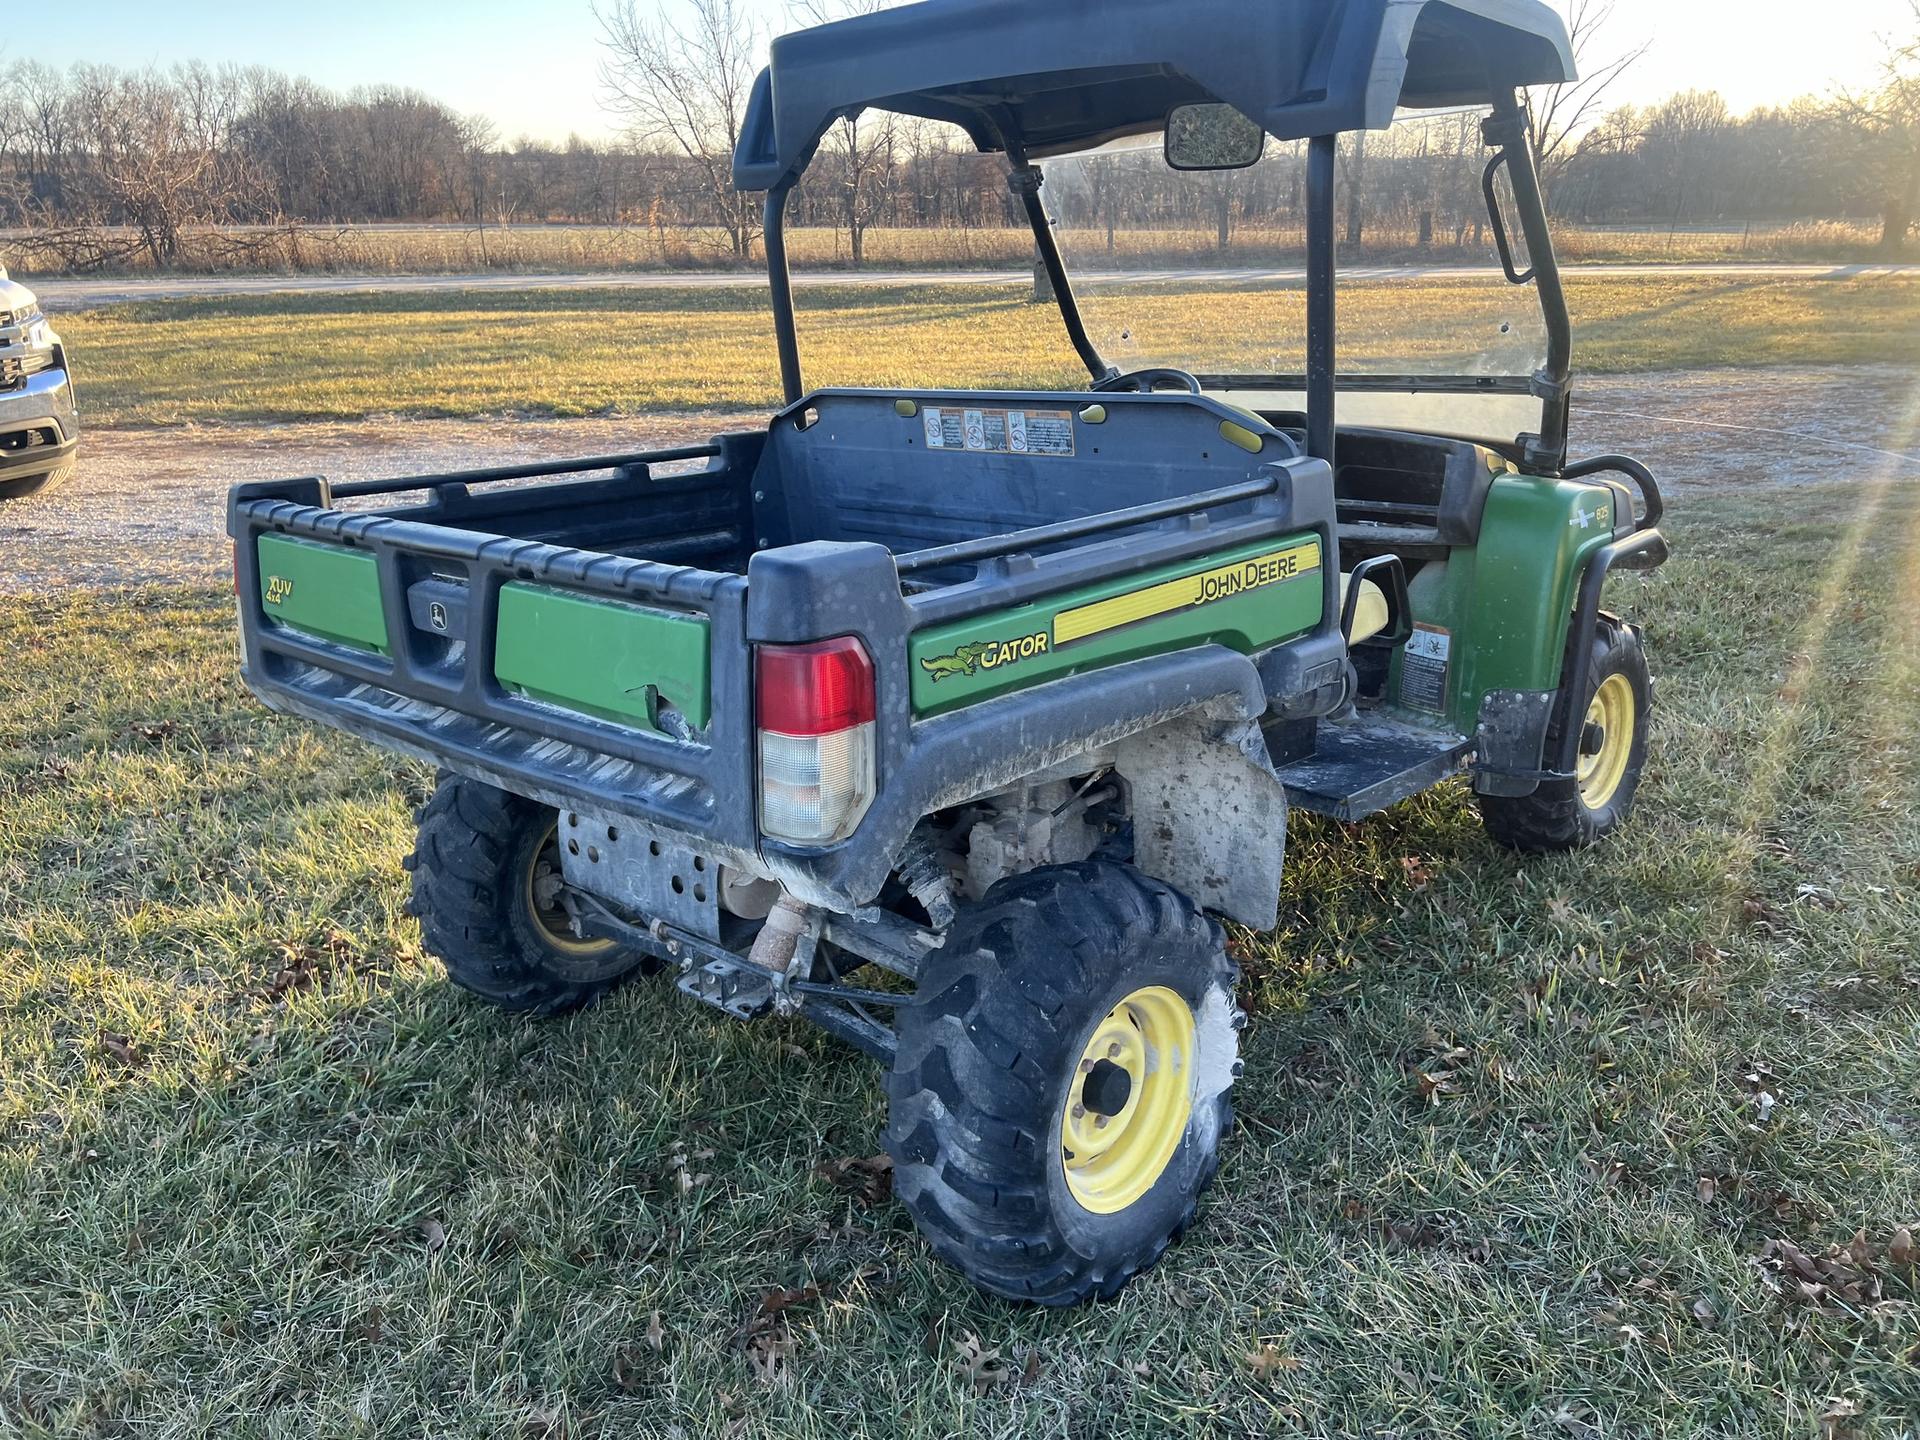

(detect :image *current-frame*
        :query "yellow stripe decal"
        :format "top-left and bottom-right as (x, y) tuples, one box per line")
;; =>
(1054, 540), (1322, 646)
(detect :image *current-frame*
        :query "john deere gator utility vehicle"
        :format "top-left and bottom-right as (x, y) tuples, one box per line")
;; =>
(230, 0), (1668, 1304)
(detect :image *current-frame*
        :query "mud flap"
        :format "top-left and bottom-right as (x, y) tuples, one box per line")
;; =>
(1116, 715), (1289, 929)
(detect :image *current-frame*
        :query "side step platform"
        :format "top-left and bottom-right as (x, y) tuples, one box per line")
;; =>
(1272, 713), (1474, 823)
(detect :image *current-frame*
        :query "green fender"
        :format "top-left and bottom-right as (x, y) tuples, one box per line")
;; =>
(1390, 475), (1619, 735)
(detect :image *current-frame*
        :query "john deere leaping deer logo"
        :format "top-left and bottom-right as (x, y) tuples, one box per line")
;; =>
(920, 632), (1051, 683)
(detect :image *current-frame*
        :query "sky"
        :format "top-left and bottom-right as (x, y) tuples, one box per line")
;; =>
(16, 0), (1915, 146)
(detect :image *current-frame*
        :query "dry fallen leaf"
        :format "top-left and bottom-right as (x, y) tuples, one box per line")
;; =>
(611, 1342), (650, 1393)
(348, 1307), (385, 1344)
(1755, 1236), (1890, 1311)
(745, 1327), (795, 1388)
(1580, 1154), (1627, 1189)
(420, 1218), (447, 1254)
(97, 1032), (142, 1067)
(1696, 1175), (1719, 1204)
(1245, 1343), (1301, 1380)
(814, 1153), (894, 1207)
(952, 1333), (1012, 1395)
(1819, 1397), (1862, 1440)
(667, 1144), (715, 1196)
(735, 1284), (824, 1389)
(1551, 1404), (1601, 1440)
(1888, 1227), (1914, 1268)
(646, 1310), (665, 1352)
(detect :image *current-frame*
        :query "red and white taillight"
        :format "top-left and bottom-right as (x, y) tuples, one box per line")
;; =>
(755, 637), (877, 845)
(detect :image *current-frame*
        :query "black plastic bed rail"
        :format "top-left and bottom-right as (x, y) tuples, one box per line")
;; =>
(894, 473), (1284, 578)
(325, 444), (725, 500)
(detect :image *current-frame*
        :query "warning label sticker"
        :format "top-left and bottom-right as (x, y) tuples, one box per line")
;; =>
(1400, 623), (1452, 712)
(922, 407), (1075, 457)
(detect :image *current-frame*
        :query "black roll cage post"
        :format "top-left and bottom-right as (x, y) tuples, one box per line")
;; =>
(1305, 134), (1338, 465)
(766, 177), (806, 406)
(1482, 85), (1573, 475)
(1002, 133), (1122, 389)
(762, 118), (1127, 407)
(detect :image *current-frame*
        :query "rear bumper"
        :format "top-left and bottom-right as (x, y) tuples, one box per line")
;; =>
(0, 365), (79, 481)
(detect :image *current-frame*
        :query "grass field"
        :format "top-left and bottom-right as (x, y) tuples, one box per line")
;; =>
(3, 466), (1919, 1434)
(2, 220), (1894, 281)
(59, 272), (1920, 426)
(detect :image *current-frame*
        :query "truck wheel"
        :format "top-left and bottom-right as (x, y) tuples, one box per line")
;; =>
(404, 774), (657, 1014)
(886, 861), (1241, 1306)
(1480, 617), (1651, 854)
(0, 462), (74, 501)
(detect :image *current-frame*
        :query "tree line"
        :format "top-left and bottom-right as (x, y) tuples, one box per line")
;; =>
(1, 0), (1913, 271)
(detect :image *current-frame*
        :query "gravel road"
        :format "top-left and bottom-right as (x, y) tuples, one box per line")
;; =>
(4, 367), (1914, 593)
(29, 263), (1920, 310)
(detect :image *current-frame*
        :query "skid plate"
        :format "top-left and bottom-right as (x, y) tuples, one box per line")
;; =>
(557, 811), (722, 939)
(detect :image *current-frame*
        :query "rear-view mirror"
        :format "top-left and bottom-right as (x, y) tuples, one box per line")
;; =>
(1164, 103), (1265, 172)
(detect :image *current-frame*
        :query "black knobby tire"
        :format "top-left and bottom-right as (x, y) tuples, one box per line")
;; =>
(1480, 616), (1651, 854)
(404, 773), (657, 1014)
(0, 462), (74, 502)
(886, 860), (1241, 1306)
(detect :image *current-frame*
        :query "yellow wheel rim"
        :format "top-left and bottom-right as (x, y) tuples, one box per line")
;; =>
(1059, 986), (1196, 1215)
(1576, 674), (1636, 811)
(525, 821), (616, 959)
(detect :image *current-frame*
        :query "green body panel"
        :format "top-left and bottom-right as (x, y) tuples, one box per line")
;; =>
(1389, 476), (1617, 732)
(494, 584), (711, 733)
(910, 533), (1325, 717)
(256, 535), (389, 655)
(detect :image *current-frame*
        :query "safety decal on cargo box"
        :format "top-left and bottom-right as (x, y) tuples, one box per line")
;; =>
(1401, 623), (1452, 712)
(921, 406), (1075, 457)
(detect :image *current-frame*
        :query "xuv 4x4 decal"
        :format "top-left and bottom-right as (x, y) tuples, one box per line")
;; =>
(910, 536), (1325, 716)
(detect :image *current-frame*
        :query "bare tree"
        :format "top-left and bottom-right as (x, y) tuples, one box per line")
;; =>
(1528, 0), (1650, 196)
(454, 112), (500, 265)
(1340, 130), (1367, 246)
(596, 0), (763, 260)
(1836, 1), (1920, 254)
(1079, 152), (1125, 255)
(66, 67), (220, 267)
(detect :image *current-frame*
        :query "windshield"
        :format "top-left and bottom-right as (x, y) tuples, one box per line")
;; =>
(1040, 109), (1547, 382)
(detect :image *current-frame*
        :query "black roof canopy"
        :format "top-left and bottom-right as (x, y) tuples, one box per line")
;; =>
(733, 0), (1574, 191)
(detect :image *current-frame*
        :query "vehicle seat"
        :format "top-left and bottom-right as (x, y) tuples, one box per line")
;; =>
(1340, 573), (1391, 645)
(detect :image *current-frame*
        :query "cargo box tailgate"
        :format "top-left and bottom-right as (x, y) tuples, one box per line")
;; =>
(231, 479), (757, 855)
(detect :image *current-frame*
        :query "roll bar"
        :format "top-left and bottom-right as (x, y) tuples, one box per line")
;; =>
(758, 86), (1577, 476)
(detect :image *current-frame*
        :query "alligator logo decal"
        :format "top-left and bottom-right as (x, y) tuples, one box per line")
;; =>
(920, 641), (995, 682)
(920, 633), (1052, 683)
